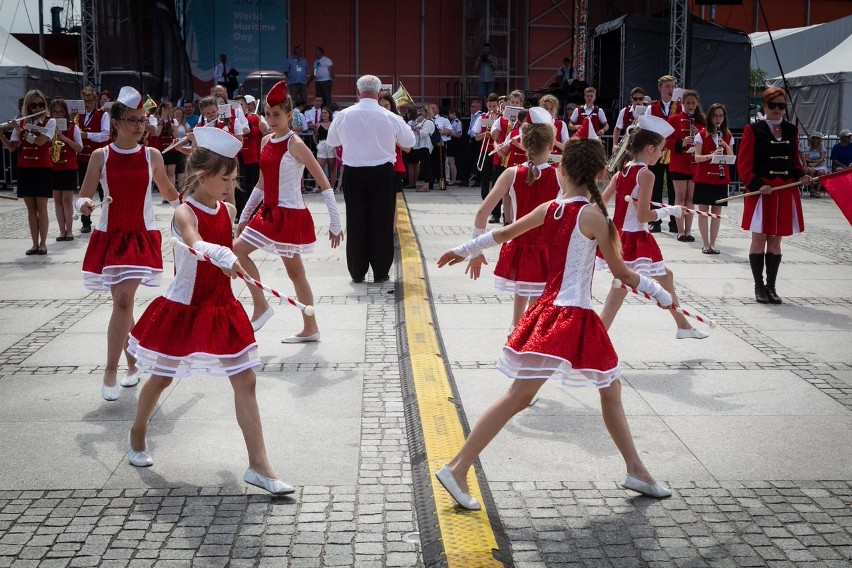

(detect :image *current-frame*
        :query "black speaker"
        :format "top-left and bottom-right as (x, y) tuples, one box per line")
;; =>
(695, 0), (742, 4)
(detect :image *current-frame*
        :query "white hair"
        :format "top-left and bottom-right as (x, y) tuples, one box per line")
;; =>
(356, 75), (381, 95)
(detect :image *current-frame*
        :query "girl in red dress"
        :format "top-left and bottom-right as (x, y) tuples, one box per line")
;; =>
(466, 107), (562, 328)
(434, 139), (673, 510)
(233, 81), (343, 343)
(49, 98), (83, 242)
(0, 90), (55, 255)
(76, 87), (180, 401)
(693, 103), (735, 254)
(738, 87), (810, 305)
(597, 116), (707, 340)
(127, 127), (293, 496)
(667, 90), (704, 242)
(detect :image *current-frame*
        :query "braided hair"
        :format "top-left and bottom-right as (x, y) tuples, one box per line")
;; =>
(560, 138), (621, 256)
(520, 122), (555, 184)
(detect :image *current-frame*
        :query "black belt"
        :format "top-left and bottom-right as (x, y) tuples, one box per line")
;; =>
(344, 162), (394, 170)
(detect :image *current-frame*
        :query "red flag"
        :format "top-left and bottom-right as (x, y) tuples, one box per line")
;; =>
(820, 169), (852, 227)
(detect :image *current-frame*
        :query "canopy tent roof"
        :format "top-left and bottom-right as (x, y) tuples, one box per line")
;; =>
(779, 34), (852, 79)
(0, 24), (77, 73)
(750, 15), (852, 80)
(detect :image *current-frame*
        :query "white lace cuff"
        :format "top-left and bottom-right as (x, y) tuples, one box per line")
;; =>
(168, 199), (181, 209)
(192, 240), (238, 270)
(452, 231), (497, 259)
(239, 187), (264, 225)
(322, 189), (342, 235)
(637, 274), (672, 307)
(654, 206), (682, 221)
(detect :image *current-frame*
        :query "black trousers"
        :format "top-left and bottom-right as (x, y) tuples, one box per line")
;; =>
(238, 162), (259, 220)
(342, 163), (396, 281)
(77, 160), (103, 227)
(648, 161), (674, 226)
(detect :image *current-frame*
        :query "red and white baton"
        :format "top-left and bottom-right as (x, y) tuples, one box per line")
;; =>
(612, 278), (717, 328)
(623, 195), (723, 219)
(73, 195), (113, 220)
(168, 237), (315, 316)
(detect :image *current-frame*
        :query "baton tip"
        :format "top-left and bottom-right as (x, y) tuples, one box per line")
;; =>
(303, 306), (315, 316)
(611, 278), (622, 288)
(167, 237), (179, 246)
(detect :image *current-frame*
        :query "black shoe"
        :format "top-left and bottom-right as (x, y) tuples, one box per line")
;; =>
(488, 215), (501, 224)
(80, 225), (91, 234)
(755, 284), (770, 304)
(352, 277), (364, 283)
(765, 287), (782, 304)
(648, 224), (661, 233)
(668, 222), (678, 233)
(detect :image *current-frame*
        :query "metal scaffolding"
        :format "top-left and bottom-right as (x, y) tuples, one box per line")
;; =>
(669, 0), (689, 85)
(573, 0), (588, 80)
(80, 0), (98, 89)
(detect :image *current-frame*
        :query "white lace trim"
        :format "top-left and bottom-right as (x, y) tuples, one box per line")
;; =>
(595, 256), (666, 277)
(493, 276), (545, 297)
(498, 347), (622, 388)
(83, 266), (162, 291)
(127, 337), (260, 379)
(239, 226), (315, 258)
(553, 204), (596, 309)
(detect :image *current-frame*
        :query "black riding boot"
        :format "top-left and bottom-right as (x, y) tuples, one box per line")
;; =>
(764, 253), (783, 304)
(749, 253), (769, 304)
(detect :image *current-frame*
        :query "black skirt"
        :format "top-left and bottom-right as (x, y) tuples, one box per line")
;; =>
(693, 182), (729, 207)
(52, 169), (79, 191)
(17, 167), (53, 198)
(669, 171), (693, 181)
(163, 150), (182, 166)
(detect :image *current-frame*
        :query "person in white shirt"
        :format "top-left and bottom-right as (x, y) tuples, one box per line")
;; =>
(210, 85), (249, 137)
(446, 109), (464, 186)
(326, 75), (415, 283)
(568, 87), (608, 137)
(431, 103), (452, 189)
(214, 54), (228, 87)
(612, 87), (648, 152)
(305, 96), (324, 133)
(309, 47), (334, 106)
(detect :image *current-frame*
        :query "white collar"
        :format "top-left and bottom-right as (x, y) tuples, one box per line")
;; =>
(357, 98), (380, 108)
(109, 143), (141, 154)
(186, 196), (220, 214)
(766, 118), (782, 126)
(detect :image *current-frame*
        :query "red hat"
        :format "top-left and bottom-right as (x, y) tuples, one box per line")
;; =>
(266, 80), (289, 107)
(573, 116), (599, 141)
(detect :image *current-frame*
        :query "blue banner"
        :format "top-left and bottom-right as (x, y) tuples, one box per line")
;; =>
(184, 0), (288, 97)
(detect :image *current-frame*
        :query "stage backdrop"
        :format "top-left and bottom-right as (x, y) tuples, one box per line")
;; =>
(184, 0), (288, 99)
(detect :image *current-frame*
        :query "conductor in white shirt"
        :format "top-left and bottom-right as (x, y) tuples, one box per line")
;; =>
(327, 75), (416, 283)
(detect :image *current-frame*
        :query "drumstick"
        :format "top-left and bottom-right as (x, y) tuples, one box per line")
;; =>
(162, 118), (219, 154)
(168, 237), (315, 316)
(72, 196), (112, 220)
(715, 171), (834, 204)
(612, 278), (717, 328)
(623, 195), (723, 219)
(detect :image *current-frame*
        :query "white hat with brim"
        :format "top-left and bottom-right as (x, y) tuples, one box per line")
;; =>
(193, 127), (243, 158)
(529, 106), (553, 125)
(636, 114), (675, 139)
(117, 86), (143, 109)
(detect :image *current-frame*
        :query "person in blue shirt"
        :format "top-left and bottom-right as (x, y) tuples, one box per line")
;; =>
(831, 129), (852, 171)
(285, 46), (309, 106)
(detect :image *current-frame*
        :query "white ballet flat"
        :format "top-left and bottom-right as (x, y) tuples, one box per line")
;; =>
(622, 474), (672, 498)
(127, 432), (153, 467)
(250, 306), (274, 332)
(435, 466), (481, 510)
(102, 383), (120, 401)
(243, 468), (296, 495)
(121, 370), (140, 388)
(676, 327), (709, 340)
(281, 332), (320, 344)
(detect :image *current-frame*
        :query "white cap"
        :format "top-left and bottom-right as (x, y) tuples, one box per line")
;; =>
(193, 127), (243, 158)
(840, 129), (852, 138)
(244, 95), (256, 105)
(529, 106), (553, 125)
(636, 114), (675, 139)
(117, 86), (143, 109)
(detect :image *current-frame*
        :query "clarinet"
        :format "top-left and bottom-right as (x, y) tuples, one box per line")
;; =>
(689, 116), (697, 165)
(716, 132), (725, 179)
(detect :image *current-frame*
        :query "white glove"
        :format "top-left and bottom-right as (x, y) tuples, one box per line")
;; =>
(654, 205), (683, 221)
(470, 226), (486, 258)
(238, 187), (264, 226)
(637, 274), (673, 308)
(322, 189), (342, 236)
(168, 199), (181, 209)
(74, 197), (95, 214)
(451, 231), (498, 259)
(191, 240), (238, 270)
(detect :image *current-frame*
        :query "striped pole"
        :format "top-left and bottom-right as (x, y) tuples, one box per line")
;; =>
(624, 195), (724, 219)
(612, 278), (717, 328)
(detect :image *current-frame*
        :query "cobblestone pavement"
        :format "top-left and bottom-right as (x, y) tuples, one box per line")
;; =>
(1, 188), (851, 567)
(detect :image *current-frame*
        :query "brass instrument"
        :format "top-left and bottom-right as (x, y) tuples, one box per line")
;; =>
(499, 116), (518, 168)
(50, 126), (64, 163)
(143, 95), (158, 112)
(475, 112), (497, 171)
(392, 82), (415, 108)
(716, 132), (726, 179)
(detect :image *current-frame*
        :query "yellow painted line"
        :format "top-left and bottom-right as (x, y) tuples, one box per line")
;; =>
(396, 195), (503, 567)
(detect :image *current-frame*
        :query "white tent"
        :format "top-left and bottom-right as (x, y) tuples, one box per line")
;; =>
(767, 33), (852, 137)
(0, 24), (82, 121)
(750, 15), (852, 80)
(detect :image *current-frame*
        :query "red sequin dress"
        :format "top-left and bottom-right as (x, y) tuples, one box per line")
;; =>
(81, 145), (163, 290)
(595, 162), (666, 276)
(499, 197), (622, 388)
(493, 163), (562, 297)
(240, 131), (316, 257)
(128, 199), (259, 378)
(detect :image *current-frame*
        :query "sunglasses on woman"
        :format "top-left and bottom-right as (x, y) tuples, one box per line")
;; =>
(29, 102), (46, 110)
(765, 102), (786, 110)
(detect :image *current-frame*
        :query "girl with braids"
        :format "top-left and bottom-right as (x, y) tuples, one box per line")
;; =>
(597, 115), (707, 339)
(435, 138), (675, 510)
(127, 127), (294, 496)
(466, 107), (562, 327)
